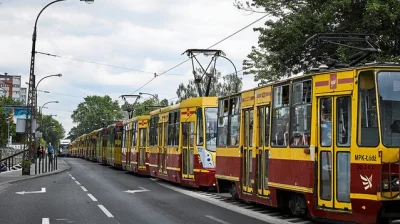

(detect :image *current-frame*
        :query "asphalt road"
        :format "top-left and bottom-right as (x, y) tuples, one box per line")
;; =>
(0, 157), (273, 224)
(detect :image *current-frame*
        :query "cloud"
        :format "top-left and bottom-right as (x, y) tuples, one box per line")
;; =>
(0, 0), (267, 136)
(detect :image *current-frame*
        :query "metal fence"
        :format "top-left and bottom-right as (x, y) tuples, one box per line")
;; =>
(0, 144), (58, 175)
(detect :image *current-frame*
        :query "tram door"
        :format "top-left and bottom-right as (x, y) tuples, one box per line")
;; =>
(242, 109), (254, 193)
(138, 127), (147, 170)
(257, 105), (270, 196)
(158, 122), (163, 173)
(182, 121), (195, 179)
(163, 121), (168, 175)
(317, 96), (352, 210)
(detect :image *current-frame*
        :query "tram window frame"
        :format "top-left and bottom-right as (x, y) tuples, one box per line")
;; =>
(217, 96), (241, 147)
(197, 108), (204, 146)
(271, 84), (290, 147)
(139, 128), (147, 147)
(168, 112), (174, 146)
(289, 80), (312, 147)
(357, 71), (379, 147)
(132, 122), (137, 147)
(174, 111), (180, 146)
(320, 98), (332, 147)
(122, 125), (126, 148)
(337, 97), (351, 147)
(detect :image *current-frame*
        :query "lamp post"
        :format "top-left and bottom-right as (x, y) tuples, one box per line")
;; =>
(24, 0), (95, 174)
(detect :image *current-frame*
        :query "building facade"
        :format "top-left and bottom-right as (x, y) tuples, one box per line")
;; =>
(0, 73), (27, 105)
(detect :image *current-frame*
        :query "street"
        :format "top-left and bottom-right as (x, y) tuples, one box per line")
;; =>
(0, 158), (303, 224)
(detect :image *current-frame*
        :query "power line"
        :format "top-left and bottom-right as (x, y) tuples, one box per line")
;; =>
(38, 89), (85, 99)
(36, 51), (187, 76)
(129, 14), (268, 95)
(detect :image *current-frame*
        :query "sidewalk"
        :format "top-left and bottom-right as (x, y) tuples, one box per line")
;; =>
(0, 157), (70, 187)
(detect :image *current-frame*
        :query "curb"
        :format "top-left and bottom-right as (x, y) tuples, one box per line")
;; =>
(0, 161), (71, 187)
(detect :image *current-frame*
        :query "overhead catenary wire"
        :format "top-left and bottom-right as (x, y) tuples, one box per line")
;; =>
(35, 51), (186, 76)
(129, 14), (268, 95)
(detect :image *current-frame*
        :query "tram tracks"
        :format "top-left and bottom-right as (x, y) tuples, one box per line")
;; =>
(152, 178), (317, 224)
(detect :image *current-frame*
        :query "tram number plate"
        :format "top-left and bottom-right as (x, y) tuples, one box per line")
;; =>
(356, 164), (375, 170)
(354, 154), (377, 162)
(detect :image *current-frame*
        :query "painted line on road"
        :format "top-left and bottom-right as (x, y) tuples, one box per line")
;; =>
(71, 176), (76, 180)
(98, 204), (114, 218)
(42, 218), (50, 224)
(68, 173), (72, 177)
(156, 182), (292, 224)
(81, 186), (88, 192)
(87, 193), (98, 202)
(75, 181), (81, 186)
(205, 215), (230, 224)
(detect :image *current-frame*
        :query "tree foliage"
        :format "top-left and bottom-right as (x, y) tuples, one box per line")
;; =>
(176, 68), (243, 102)
(70, 95), (123, 137)
(236, 0), (400, 82)
(121, 95), (169, 117)
(0, 96), (26, 146)
(38, 115), (65, 147)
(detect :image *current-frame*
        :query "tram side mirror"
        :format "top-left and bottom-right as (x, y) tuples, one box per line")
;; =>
(390, 120), (400, 133)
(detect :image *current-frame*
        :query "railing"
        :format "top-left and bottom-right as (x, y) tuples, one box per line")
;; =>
(0, 149), (27, 171)
(0, 147), (58, 175)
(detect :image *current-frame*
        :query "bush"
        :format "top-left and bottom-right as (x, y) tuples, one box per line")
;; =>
(21, 159), (31, 175)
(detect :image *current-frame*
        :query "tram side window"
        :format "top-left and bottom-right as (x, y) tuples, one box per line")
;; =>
(197, 108), (204, 145)
(132, 122), (137, 147)
(358, 71), (379, 146)
(229, 96), (240, 146)
(174, 111), (180, 146)
(139, 128), (147, 147)
(337, 97), (351, 147)
(168, 112), (174, 146)
(271, 85), (290, 146)
(290, 80), (312, 147)
(122, 125), (126, 148)
(164, 122), (168, 146)
(217, 99), (229, 146)
(320, 98), (332, 147)
(149, 117), (154, 146)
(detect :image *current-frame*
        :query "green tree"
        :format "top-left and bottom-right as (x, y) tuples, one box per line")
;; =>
(0, 96), (26, 146)
(38, 115), (65, 147)
(236, 0), (400, 82)
(176, 68), (243, 102)
(70, 95), (123, 136)
(121, 95), (169, 117)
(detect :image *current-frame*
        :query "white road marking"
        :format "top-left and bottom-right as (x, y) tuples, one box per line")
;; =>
(42, 218), (50, 224)
(123, 187), (149, 194)
(80, 186), (88, 192)
(157, 182), (292, 224)
(75, 181), (81, 185)
(16, 187), (46, 195)
(98, 204), (114, 218)
(68, 174), (72, 177)
(205, 215), (230, 224)
(56, 219), (67, 221)
(71, 177), (76, 180)
(87, 193), (98, 202)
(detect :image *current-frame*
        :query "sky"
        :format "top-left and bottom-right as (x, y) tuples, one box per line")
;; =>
(0, 0), (267, 137)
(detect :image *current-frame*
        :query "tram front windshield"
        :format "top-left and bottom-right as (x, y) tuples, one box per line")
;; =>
(205, 108), (218, 151)
(377, 71), (400, 147)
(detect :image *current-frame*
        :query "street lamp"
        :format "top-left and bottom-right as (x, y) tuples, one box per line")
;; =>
(24, 0), (95, 171)
(35, 73), (62, 115)
(40, 101), (59, 118)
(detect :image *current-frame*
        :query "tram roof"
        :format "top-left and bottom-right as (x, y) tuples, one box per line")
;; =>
(218, 62), (400, 100)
